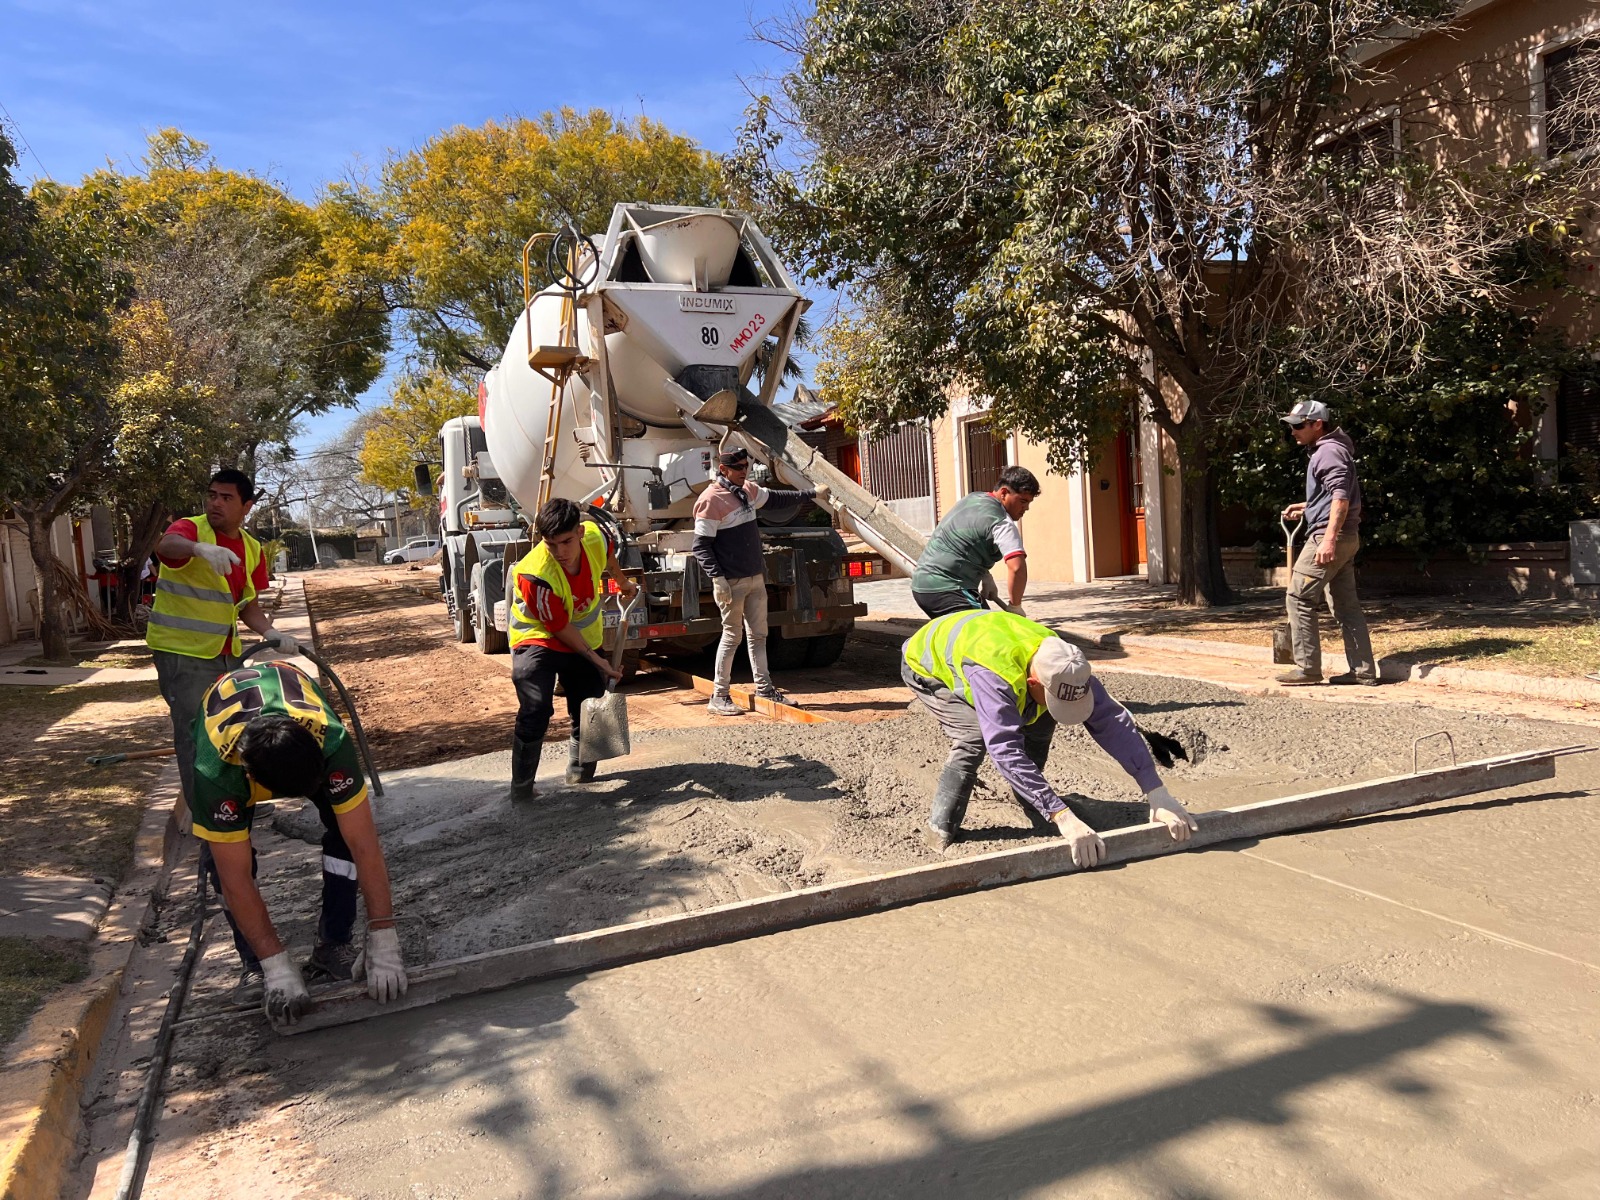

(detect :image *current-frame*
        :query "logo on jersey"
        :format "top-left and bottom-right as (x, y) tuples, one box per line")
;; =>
(216, 799), (241, 824)
(327, 770), (357, 798)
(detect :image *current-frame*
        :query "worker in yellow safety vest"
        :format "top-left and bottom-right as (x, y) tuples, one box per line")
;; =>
(903, 610), (1197, 862)
(148, 468), (299, 815)
(506, 497), (637, 799)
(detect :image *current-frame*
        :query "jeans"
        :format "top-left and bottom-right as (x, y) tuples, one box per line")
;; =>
(912, 588), (985, 619)
(1286, 531), (1375, 676)
(901, 660), (1054, 834)
(713, 574), (773, 692)
(153, 648), (242, 808)
(511, 644), (607, 744)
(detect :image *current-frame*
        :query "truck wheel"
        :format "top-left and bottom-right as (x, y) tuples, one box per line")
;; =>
(804, 631), (848, 668)
(453, 584), (472, 643)
(471, 564), (509, 655)
(765, 628), (811, 671)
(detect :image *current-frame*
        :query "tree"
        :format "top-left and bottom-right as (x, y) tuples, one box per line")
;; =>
(731, 0), (1598, 603)
(358, 369), (477, 500)
(380, 109), (723, 376)
(0, 133), (129, 659)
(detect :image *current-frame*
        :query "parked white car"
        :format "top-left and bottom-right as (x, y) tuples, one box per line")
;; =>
(384, 537), (440, 565)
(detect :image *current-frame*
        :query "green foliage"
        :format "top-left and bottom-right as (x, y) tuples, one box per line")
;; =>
(359, 369), (478, 500)
(381, 109), (723, 374)
(1218, 303), (1599, 553)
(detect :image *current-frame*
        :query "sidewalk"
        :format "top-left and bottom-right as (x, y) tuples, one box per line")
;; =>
(853, 577), (1600, 708)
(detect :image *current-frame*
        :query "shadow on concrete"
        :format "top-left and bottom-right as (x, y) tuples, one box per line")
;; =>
(630, 992), (1504, 1200)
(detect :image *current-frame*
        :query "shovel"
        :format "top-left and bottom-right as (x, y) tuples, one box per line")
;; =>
(579, 591), (642, 765)
(1272, 515), (1304, 665)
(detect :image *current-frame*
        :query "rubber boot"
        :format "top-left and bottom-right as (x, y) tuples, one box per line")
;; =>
(565, 736), (595, 785)
(509, 735), (542, 801)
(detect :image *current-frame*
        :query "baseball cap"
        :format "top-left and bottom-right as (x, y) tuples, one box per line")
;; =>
(1280, 400), (1330, 426)
(1032, 637), (1095, 724)
(718, 448), (750, 468)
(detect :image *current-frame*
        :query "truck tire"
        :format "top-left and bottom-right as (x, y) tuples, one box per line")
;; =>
(765, 628), (811, 671)
(452, 584), (472, 643)
(471, 563), (508, 655)
(804, 631), (848, 668)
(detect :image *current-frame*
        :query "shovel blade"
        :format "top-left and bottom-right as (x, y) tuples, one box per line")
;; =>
(579, 692), (631, 763)
(1272, 622), (1295, 665)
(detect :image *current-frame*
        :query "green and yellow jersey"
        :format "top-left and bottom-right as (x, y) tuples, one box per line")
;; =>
(189, 662), (368, 843)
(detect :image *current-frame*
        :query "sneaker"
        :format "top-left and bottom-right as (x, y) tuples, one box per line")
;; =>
(1274, 668), (1323, 686)
(303, 940), (359, 984)
(923, 823), (956, 852)
(754, 686), (800, 708)
(707, 693), (743, 717)
(1329, 671), (1382, 687)
(233, 962), (265, 1003)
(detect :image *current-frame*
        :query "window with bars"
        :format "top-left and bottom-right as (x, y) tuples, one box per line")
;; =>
(964, 421), (1008, 494)
(1545, 39), (1600, 158)
(1321, 117), (1399, 215)
(861, 423), (932, 502)
(1557, 373), (1600, 458)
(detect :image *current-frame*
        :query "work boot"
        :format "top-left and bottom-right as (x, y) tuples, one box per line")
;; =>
(233, 961), (265, 1004)
(509, 735), (542, 800)
(754, 685), (800, 708)
(565, 736), (595, 785)
(1328, 671), (1382, 687)
(303, 940), (359, 985)
(707, 691), (743, 717)
(924, 823), (957, 852)
(1274, 667), (1323, 686)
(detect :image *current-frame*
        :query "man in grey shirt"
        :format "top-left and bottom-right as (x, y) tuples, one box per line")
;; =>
(911, 465), (1039, 617)
(1277, 400), (1378, 686)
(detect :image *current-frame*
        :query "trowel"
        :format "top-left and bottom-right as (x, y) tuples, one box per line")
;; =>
(579, 591), (643, 765)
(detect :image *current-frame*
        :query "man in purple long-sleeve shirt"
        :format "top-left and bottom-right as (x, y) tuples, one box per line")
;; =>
(1276, 400), (1377, 686)
(902, 610), (1197, 863)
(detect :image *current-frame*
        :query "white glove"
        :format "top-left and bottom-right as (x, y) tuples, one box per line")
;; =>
(191, 542), (240, 574)
(266, 628), (301, 656)
(813, 483), (832, 506)
(354, 925), (408, 1003)
(1008, 602), (1027, 618)
(261, 951), (311, 1025)
(712, 576), (732, 606)
(1054, 811), (1105, 868)
(1146, 784), (1198, 843)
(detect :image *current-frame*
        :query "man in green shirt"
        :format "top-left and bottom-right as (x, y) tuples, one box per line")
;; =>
(191, 661), (406, 1024)
(911, 466), (1040, 618)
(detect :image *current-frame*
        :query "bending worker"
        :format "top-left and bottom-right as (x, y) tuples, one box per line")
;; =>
(189, 660), (405, 1024)
(903, 610), (1197, 861)
(692, 446), (828, 716)
(148, 468), (298, 830)
(507, 498), (637, 799)
(910, 465), (1039, 618)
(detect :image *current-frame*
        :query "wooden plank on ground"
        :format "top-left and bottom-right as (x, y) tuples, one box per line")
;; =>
(646, 662), (830, 725)
(277, 746), (1587, 1034)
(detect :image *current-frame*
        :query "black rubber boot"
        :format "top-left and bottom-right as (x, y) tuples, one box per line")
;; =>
(510, 735), (542, 800)
(565, 737), (595, 785)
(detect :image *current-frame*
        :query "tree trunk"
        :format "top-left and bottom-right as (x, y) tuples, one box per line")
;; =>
(116, 501), (169, 624)
(20, 508), (73, 663)
(1174, 423), (1238, 607)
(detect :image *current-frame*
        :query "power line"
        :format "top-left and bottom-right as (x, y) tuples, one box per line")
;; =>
(0, 101), (49, 178)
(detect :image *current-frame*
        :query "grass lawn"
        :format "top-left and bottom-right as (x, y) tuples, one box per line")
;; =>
(1138, 601), (1600, 677)
(0, 936), (89, 1049)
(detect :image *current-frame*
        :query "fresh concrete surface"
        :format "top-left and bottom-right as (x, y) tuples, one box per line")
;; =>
(0, 877), (112, 941)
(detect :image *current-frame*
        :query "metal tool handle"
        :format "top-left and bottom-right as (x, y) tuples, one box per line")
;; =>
(606, 590), (643, 688)
(1281, 515), (1304, 569)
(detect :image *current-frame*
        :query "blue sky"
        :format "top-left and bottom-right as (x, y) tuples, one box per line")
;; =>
(0, 0), (815, 453)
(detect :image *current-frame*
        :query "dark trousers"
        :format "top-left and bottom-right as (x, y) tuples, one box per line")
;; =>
(912, 588), (985, 619)
(201, 794), (358, 970)
(511, 644), (607, 744)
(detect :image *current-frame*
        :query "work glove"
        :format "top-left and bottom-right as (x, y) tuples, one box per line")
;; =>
(1054, 811), (1105, 869)
(265, 629), (300, 656)
(1145, 784), (1198, 843)
(712, 576), (732, 606)
(1138, 725), (1189, 769)
(261, 951), (311, 1025)
(191, 542), (240, 574)
(354, 926), (409, 1003)
(813, 483), (832, 506)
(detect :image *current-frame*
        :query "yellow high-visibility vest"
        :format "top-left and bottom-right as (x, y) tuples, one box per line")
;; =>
(903, 610), (1054, 723)
(146, 515), (262, 659)
(508, 522), (608, 651)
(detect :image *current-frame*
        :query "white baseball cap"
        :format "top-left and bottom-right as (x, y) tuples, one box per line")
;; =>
(1032, 637), (1095, 724)
(1280, 400), (1330, 426)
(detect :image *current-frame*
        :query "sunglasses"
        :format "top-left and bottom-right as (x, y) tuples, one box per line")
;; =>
(1287, 421), (1308, 431)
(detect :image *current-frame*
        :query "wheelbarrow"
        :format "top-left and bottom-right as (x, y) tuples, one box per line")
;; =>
(1272, 515), (1304, 665)
(579, 591), (643, 765)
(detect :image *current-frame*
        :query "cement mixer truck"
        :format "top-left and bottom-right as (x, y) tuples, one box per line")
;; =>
(423, 203), (930, 670)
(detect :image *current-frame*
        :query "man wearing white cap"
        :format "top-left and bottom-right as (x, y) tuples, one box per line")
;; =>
(901, 610), (1196, 863)
(1277, 400), (1377, 686)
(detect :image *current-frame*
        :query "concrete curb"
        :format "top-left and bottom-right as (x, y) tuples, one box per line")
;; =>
(0, 767), (180, 1200)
